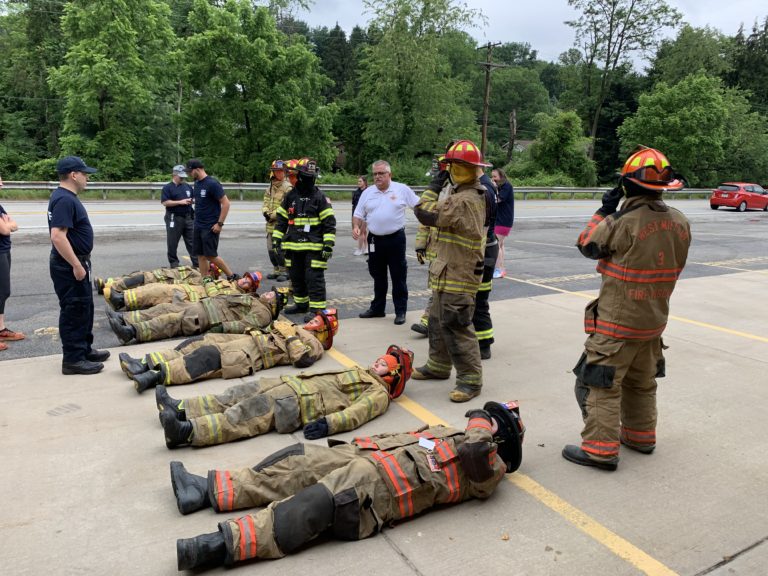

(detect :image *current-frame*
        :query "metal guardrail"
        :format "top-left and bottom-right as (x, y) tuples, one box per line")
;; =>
(0, 181), (713, 200)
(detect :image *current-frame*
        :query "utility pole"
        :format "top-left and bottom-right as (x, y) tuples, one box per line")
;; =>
(476, 42), (507, 157)
(506, 109), (517, 164)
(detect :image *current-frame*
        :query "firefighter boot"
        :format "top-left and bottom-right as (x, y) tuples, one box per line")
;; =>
(108, 289), (125, 310)
(411, 365), (450, 380)
(156, 385), (185, 423)
(108, 313), (136, 345)
(562, 445), (618, 471)
(170, 461), (210, 515)
(283, 302), (308, 315)
(132, 365), (165, 394)
(410, 322), (428, 336)
(479, 345), (492, 360)
(449, 384), (482, 403)
(161, 409), (194, 448)
(119, 352), (147, 377)
(177, 531), (227, 571)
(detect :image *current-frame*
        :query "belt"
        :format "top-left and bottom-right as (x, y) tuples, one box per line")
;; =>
(369, 228), (404, 238)
(51, 252), (90, 263)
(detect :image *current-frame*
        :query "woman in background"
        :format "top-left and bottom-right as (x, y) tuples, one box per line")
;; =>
(491, 168), (514, 278)
(352, 175), (369, 256)
(0, 175), (25, 351)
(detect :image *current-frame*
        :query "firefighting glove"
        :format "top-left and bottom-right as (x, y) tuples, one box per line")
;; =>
(321, 245), (333, 261)
(416, 248), (426, 265)
(303, 418), (329, 440)
(600, 186), (624, 216)
(263, 212), (271, 223)
(427, 170), (450, 193)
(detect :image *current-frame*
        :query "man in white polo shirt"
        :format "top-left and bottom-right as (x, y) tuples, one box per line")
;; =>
(352, 160), (419, 325)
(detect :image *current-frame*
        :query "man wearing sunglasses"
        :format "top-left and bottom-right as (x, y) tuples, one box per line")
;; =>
(563, 146), (692, 471)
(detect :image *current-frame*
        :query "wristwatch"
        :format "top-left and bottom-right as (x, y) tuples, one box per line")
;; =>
(217, 221), (225, 227)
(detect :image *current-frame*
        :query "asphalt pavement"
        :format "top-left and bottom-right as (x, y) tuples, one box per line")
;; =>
(1, 198), (767, 575)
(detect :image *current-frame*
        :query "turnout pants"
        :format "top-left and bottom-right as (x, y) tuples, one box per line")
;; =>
(472, 260), (495, 349)
(286, 250), (326, 310)
(366, 229), (408, 315)
(573, 334), (665, 461)
(165, 212), (198, 268)
(266, 226), (287, 275)
(50, 254), (95, 363)
(213, 444), (389, 564)
(186, 381), (300, 446)
(424, 291), (482, 390)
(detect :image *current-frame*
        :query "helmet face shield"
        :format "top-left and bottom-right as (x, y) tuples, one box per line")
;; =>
(621, 146), (684, 192)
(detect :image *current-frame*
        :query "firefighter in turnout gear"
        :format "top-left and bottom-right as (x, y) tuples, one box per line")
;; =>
(562, 146), (691, 471)
(412, 140), (488, 403)
(412, 155), (448, 336)
(106, 271), (261, 311)
(105, 289), (286, 345)
(272, 158), (336, 321)
(95, 266), (201, 296)
(474, 172), (499, 359)
(158, 344), (414, 449)
(262, 160), (291, 281)
(120, 309), (338, 393)
(170, 400), (524, 570)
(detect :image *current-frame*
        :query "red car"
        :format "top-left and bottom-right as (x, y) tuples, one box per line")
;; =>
(710, 182), (768, 211)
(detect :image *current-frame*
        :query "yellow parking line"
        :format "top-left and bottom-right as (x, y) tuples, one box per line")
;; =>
(326, 347), (678, 576)
(503, 275), (768, 343)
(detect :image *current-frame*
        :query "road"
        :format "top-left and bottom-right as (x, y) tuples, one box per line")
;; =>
(1, 198), (768, 576)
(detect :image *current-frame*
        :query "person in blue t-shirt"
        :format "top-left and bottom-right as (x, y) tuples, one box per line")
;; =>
(185, 159), (234, 280)
(161, 165), (198, 269)
(48, 156), (111, 375)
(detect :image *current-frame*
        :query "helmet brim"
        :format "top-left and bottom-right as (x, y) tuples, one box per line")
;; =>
(484, 401), (524, 473)
(625, 176), (685, 192)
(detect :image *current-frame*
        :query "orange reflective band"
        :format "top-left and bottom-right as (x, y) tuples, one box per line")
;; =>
(235, 515), (257, 561)
(372, 451), (414, 518)
(578, 214), (605, 246)
(354, 437), (379, 450)
(596, 260), (683, 284)
(585, 318), (666, 339)
(621, 426), (656, 443)
(582, 440), (620, 457)
(434, 440), (461, 503)
(467, 417), (492, 431)
(216, 470), (234, 511)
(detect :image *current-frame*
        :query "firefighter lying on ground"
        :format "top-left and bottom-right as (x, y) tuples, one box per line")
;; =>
(94, 265), (202, 294)
(170, 400), (524, 571)
(105, 289), (286, 345)
(118, 309), (338, 393)
(106, 271), (262, 311)
(158, 344), (414, 449)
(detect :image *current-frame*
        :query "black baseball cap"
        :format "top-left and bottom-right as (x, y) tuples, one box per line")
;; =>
(185, 158), (205, 170)
(56, 156), (98, 175)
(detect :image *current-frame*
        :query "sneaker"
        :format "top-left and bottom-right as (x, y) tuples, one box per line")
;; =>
(0, 328), (25, 341)
(492, 268), (504, 279)
(353, 248), (362, 256)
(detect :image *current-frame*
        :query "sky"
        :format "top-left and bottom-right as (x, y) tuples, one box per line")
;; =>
(296, 0), (768, 67)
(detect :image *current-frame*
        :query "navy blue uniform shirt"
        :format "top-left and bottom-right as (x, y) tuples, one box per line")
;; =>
(161, 181), (194, 216)
(0, 204), (11, 253)
(496, 181), (515, 228)
(193, 176), (225, 227)
(47, 187), (94, 256)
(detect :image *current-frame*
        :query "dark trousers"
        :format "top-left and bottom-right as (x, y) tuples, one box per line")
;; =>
(473, 242), (498, 349)
(165, 212), (198, 268)
(50, 254), (95, 363)
(366, 229), (407, 315)
(287, 250), (327, 310)
(0, 251), (10, 314)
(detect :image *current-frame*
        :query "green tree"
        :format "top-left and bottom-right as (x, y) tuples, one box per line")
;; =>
(618, 73), (768, 186)
(727, 18), (768, 115)
(566, 0), (681, 158)
(356, 0), (482, 159)
(181, 0), (336, 180)
(649, 24), (732, 86)
(525, 110), (597, 186)
(312, 24), (352, 100)
(49, 0), (176, 178)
